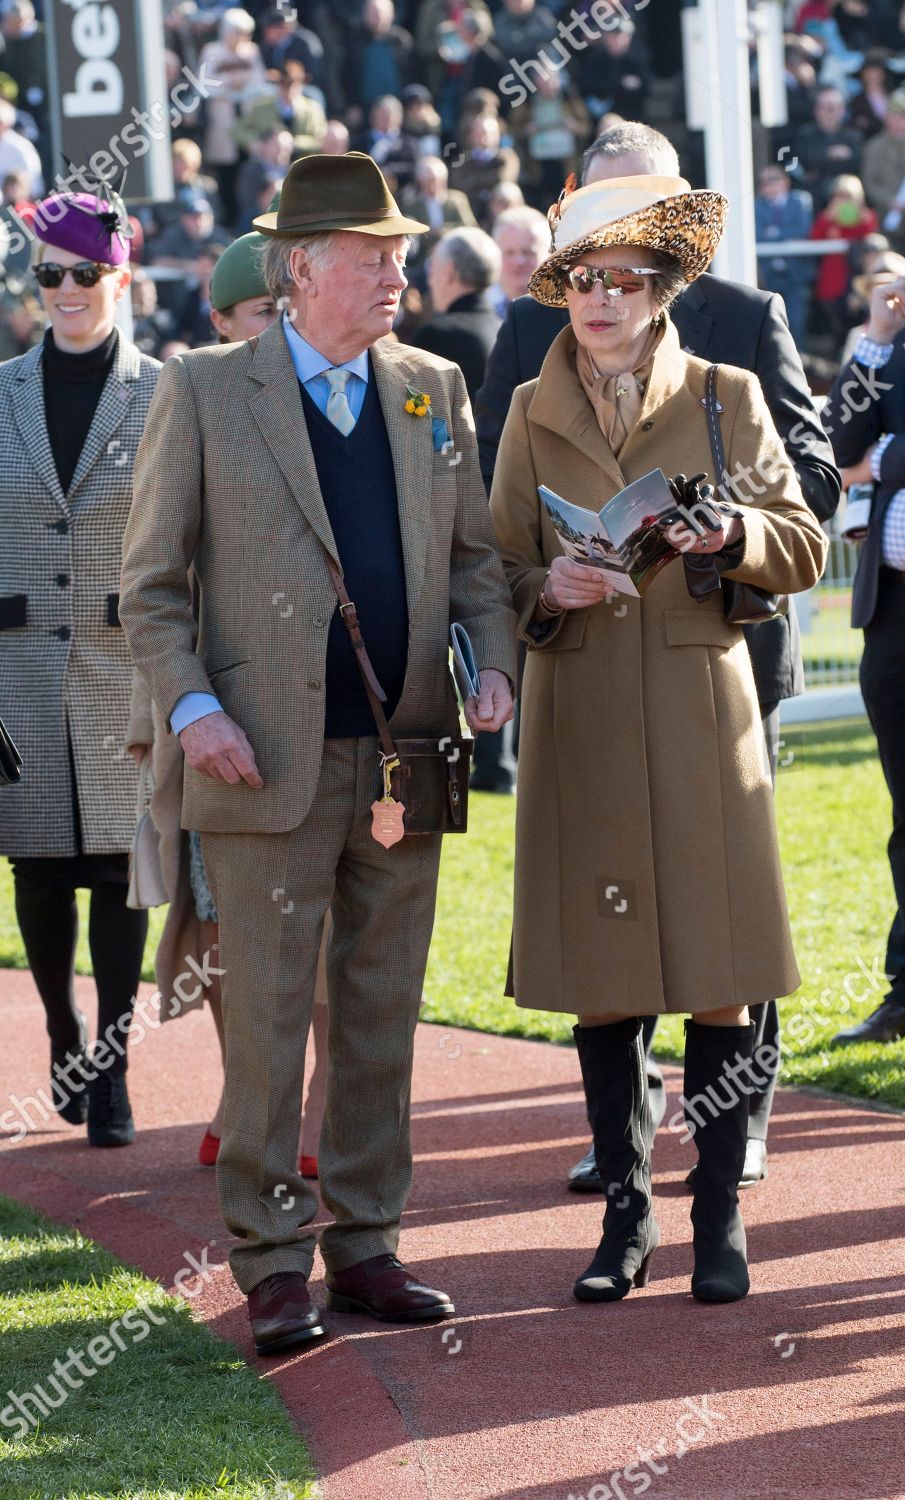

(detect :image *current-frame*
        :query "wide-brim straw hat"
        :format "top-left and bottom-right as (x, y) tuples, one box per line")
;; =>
(253, 151), (428, 238)
(852, 250), (905, 304)
(528, 174), (728, 309)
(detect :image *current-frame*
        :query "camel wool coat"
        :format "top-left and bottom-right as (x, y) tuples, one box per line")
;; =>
(489, 318), (828, 1017)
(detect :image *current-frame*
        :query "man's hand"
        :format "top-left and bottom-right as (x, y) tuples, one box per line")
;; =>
(544, 556), (615, 611)
(864, 277), (905, 344)
(464, 669), (513, 735)
(841, 449), (875, 488)
(128, 743), (150, 765)
(179, 710), (264, 787)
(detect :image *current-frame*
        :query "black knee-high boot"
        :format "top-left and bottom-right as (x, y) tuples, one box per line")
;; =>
(572, 1018), (660, 1301)
(683, 1020), (756, 1303)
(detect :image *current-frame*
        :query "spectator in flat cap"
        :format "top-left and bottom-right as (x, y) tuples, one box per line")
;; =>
(234, 63), (327, 157)
(401, 85), (443, 159)
(150, 197), (232, 274)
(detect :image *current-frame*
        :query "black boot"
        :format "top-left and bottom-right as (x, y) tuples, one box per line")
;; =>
(87, 1070), (135, 1147)
(572, 1019), (660, 1302)
(50, 1012), (89, 1126)
(683, 1020), (755, 1303)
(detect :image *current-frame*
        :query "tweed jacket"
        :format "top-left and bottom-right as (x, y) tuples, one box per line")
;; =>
(119, 318), (517, 834)
(0, 334), (161, 857)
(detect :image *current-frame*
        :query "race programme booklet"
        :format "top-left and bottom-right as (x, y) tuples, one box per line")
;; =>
(538, 468), (680, 598)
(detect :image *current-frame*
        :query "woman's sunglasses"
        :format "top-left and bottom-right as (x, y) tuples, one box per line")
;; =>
(34, 260), (116, 289)
(563, 266), (659, 296)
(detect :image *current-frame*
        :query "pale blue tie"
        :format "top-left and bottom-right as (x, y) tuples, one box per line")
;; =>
(323, 366), (356, 435)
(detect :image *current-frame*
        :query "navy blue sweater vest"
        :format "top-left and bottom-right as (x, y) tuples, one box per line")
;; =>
(299, 369), (409, 737)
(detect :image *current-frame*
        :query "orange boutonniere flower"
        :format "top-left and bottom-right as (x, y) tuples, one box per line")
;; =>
(405, 381), (431, 417)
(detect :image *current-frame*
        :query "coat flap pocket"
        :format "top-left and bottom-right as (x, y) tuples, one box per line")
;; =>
(0, 594), (27, 630)
(207, 659), (249, 681)
(664, 608), (740, 649)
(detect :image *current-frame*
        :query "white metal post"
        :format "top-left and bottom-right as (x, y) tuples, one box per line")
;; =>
(691, 0), (758, 287)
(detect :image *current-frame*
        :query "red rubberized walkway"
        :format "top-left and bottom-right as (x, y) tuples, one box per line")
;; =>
(2, 967), (904, 1500)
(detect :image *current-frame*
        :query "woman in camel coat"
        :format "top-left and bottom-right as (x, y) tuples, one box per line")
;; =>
(489, 175), (828, 1307)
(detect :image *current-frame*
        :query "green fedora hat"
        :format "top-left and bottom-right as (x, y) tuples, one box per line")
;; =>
(210, 231), (268, 311)
(252, 151), (429, 238)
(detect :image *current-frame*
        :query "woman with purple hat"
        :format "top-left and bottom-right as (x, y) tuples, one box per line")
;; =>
(0, 184), (160, 1147)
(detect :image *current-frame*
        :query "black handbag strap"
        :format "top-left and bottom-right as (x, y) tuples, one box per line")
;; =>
(323, 553), (399, 766)
(702, 364), (727, 500)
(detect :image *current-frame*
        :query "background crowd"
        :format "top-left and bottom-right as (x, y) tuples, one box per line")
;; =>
(0, 1), (903, 382)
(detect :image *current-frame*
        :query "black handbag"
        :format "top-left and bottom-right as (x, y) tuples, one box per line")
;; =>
(699, 364), (790, 627)
(0, 713), (22, 786)
(325, 555), (470, 835)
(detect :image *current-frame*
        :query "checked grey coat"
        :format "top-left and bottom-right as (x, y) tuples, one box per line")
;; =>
(0, 334), (161, 857)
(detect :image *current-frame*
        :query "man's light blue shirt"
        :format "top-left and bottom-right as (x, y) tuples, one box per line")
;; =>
(170, 315), (370, 736)
(282, 310), (369, 420)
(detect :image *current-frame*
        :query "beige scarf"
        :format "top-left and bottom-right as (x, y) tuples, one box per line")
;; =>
(575, 316), (666, 456)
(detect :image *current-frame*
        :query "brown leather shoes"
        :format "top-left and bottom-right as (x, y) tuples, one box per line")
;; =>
(247, 1271), (327, 1355)
(325, 1253), (454, 1323)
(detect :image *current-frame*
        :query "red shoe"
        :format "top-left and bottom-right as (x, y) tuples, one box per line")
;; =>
(299, 1154), (318, 1179)
(198, 1129), (220, 1166)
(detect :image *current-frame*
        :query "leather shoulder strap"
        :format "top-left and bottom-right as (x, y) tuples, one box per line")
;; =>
(703, 364), (728, 500)
(323, 554), (398, 762)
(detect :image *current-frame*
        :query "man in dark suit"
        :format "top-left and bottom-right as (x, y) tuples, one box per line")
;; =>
(475, 121), (841, 1191)
(823, 277), (905, 1044)
(415, 226), (502, 405)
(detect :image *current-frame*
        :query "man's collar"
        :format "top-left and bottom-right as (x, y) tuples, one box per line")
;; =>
(282, 311), (369, 384)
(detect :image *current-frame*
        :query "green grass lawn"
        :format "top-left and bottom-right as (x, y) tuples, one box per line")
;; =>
(0, 1197), (315, 1500)
(1, 718), (902, 1109)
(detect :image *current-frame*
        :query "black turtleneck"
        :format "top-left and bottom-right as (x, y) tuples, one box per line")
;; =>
(42, 326), (119, 494)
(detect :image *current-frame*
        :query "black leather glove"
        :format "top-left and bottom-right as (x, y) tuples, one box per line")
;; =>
(666, 471), (744, 601)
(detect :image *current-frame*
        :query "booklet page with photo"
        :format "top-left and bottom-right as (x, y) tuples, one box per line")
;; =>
(538, 468), (680, 597)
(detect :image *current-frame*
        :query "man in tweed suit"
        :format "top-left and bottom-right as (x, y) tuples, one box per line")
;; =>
(120, 152), (516, 1354)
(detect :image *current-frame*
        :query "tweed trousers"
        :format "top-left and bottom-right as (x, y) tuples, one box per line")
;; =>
(202, 737), (442, 1293)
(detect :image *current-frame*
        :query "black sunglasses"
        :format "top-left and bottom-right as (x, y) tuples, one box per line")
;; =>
(34, 260), (116, 289)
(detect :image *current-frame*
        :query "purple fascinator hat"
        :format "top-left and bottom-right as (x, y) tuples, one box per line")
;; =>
(33, 169), (134, 265)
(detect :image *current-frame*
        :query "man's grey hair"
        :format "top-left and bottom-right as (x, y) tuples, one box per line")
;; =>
(492, 204), (549, 252)
(435, 226), (501, 293)
(260, 232), (341, 304)
(582, 123), (680, 183)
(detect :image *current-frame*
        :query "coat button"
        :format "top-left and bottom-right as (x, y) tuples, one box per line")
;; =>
(313, 615), (326, 627)
(52, 519), (69, 534)
(56, 573), (70, 587)
(642, 419), (654, 431)
(55, 625), (71, 641)
(307, 678), (321, 690)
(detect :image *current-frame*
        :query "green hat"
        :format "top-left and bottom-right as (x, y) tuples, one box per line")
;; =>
(253, 151), (428, 238)
(209, 232), (269, 311)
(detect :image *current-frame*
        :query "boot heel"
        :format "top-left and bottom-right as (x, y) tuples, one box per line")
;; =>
(633, 1246), (656, 1288)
